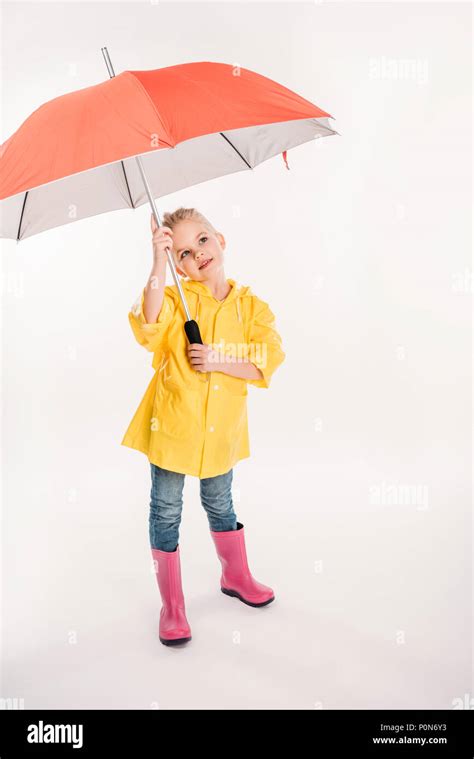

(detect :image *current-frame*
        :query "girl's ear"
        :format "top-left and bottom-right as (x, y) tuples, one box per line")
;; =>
(216, 232), (226, 251)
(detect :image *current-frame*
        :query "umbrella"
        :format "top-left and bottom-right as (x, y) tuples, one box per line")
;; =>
(0, 48), (339, 344)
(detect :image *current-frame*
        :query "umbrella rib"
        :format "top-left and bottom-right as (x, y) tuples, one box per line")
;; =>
(17, 191), (28, 241)
(120, 161), (135, 208)
(219, 133), (252, 169)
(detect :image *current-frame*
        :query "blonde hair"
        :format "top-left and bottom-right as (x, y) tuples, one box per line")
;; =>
(161, 206), (218, 237)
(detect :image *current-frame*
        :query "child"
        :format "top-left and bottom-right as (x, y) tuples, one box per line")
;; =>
(121, 207), (285, 646)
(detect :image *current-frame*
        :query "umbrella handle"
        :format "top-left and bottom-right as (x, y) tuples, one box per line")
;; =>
(184, 319), (203, 345)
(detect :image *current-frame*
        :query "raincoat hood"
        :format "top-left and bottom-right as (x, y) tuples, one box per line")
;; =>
(181, 277), (253, 325)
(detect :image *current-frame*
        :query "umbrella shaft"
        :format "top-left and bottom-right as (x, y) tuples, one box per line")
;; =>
(101, 46), (192, 323)
(135, 156), (192, 322)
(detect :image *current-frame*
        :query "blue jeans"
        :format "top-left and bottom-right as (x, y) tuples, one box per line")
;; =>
(149, 463), (238, 551)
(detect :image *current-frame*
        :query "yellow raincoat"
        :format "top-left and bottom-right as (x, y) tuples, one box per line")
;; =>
(121, 277), (285, 478)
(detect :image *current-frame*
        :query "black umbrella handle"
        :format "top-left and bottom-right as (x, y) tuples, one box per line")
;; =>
(184, 319), (203, 345)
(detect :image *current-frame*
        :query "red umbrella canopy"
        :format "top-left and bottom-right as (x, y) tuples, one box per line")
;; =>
(0, 61), (338, 240)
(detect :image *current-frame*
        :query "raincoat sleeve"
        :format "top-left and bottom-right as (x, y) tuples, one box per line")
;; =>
(128, 286), (177, 353)
(246, 298), (285, 389)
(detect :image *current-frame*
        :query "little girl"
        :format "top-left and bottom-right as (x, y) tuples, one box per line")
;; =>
(121, 207), (285, 646)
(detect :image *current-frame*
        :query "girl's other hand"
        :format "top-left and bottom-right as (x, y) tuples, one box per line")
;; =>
(151, 213), (173, 264)
(187, 343), (223, 373)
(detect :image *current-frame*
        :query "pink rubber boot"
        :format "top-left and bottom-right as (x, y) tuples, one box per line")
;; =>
(151, 545), (192, 646)
(209, 522), (275, 607)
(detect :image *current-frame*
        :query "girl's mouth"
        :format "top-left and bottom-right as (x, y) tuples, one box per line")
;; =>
(199, 258), (213, 270)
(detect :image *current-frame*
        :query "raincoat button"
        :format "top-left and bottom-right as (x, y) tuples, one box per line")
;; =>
(213, 384), (219, 390)
(209, 426), (215, 432)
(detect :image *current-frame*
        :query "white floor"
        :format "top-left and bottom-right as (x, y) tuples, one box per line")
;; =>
(3, 443), (470, 710)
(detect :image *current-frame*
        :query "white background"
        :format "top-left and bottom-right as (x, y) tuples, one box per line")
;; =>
(1, 0), (472, 709)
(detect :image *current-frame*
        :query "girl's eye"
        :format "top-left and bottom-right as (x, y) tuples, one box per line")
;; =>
(180, 237), (207, 259)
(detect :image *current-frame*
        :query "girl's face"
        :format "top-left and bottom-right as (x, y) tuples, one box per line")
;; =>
(171, 220), (226, 281)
